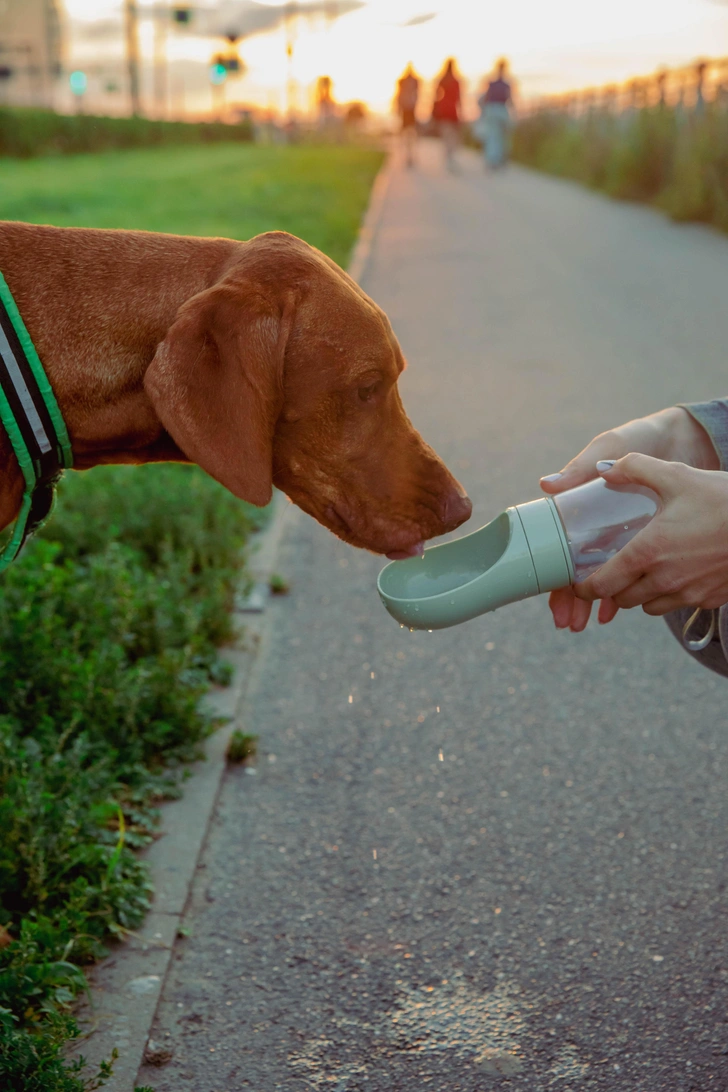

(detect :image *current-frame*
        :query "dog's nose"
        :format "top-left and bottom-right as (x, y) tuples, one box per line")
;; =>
(441, 487), (472, 531)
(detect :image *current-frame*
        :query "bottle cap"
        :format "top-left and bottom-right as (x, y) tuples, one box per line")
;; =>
(377, 498), (574, 631)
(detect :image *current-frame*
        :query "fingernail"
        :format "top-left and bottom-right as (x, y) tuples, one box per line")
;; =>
(540, 472), (563, 483)
(596, 460), (615, 472)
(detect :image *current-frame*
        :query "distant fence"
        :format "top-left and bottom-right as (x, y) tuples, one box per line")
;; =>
(523, 56), (728, 117)
(512, 57), (728, 233)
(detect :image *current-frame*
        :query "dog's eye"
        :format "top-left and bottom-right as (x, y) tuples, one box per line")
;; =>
(358, 382), (380, 403)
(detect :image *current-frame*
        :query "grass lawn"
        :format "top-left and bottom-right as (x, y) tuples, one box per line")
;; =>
(0, 142), (385, 268)
(0, 140), (383, 1091)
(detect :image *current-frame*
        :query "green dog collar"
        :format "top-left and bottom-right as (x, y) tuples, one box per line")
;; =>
(0, 270), (73, 571)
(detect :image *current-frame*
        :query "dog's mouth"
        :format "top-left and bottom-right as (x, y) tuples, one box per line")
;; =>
(384, 542), (425, 561)
(324, 504), (425, 559)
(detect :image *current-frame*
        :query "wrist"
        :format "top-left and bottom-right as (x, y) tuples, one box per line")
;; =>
(657, 406), (720, 470)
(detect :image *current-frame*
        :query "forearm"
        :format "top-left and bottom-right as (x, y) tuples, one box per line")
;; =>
(680, 400), (728, 471)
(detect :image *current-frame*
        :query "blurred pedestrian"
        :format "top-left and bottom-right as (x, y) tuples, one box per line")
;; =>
(316, 75), (338, 138)
(477, 59), (513, 168)
(432, 58), (461, 172)
(396, 64), (420, 168)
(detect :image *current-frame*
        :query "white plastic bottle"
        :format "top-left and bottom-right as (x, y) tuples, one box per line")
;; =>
(551, 477), (660, 582)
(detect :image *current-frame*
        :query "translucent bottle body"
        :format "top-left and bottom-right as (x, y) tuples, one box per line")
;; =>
(552, 477), (660, 583)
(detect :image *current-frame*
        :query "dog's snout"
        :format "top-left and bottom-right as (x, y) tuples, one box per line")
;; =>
(441, 487), (472, 531)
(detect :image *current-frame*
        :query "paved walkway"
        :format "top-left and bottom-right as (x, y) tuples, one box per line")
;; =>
(138, 143), (728, 1091)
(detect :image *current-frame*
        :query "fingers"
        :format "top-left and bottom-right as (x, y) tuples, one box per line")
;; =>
(596, 451), (685, 499)
(575, 541), (649, 603)
(549, 587), (575, 628)
(640, 594), (689, 617)
(608, 572), (666, 611)
(540, 430), (630, 495)
(597, 597), (620, 624)
(569, 596), (594, 632)
(549, 586), (594, 631)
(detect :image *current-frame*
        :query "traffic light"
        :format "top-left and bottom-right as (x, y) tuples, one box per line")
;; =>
(69, 70), (87, 95)
(210, 58), (227, 85)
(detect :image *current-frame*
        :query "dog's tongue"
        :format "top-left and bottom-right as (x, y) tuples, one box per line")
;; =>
(386, 541), (425, 561)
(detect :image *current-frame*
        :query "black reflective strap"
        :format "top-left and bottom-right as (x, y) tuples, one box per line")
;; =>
(0, 302), (63, 485)
(0, 278), (68, 567)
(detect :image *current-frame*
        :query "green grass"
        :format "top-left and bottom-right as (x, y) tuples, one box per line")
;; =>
(512, 104), (728, 233)
(1, 143), (385, 268)
(0, 141), (383, 1089)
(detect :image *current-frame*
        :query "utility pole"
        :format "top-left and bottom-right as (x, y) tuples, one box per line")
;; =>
(42, 0), (63, 110)
(124, 0), (141, 116)
(284, 2), (298, 122)
(154, 1), (169, 118)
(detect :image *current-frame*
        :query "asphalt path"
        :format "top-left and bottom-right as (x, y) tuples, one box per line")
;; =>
(138, 142), (728, 1091)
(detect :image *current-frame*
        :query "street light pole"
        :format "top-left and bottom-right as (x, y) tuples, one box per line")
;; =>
(154, 0), (169, 118)
(124, 0), (141, 116)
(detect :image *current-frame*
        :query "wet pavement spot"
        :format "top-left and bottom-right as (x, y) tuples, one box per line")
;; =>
(388, 978), (525, 1071)
(548, 1044), (590, 1083)
(288, 976), (589, 1085)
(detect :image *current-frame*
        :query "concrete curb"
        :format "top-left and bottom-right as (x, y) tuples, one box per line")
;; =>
(73, 493), (293, 1091)
(73, 152), (392, 1091)
(348, 150), (393, 286)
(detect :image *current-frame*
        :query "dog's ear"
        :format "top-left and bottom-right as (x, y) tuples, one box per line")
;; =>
(144, 281), (292, 506)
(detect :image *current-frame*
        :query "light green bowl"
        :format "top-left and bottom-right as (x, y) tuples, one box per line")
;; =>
(377, 499), (574, 631)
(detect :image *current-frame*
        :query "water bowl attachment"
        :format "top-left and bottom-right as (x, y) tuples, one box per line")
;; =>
(378, 499), (572, 631)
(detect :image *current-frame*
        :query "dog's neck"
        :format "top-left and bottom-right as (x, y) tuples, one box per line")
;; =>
(0, 221), (239, 530)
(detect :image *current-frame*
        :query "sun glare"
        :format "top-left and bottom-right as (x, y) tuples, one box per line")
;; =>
(63, 0), (728, 115)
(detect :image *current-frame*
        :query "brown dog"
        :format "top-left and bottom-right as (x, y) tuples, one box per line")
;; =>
(0, 222), (471, 557)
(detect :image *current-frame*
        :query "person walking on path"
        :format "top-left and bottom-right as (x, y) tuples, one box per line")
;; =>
(477, 58), (513, 168)
(396, 64), (420, 168)
(432, 58), (461, 172)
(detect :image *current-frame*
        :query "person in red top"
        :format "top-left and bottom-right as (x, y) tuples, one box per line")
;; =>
(432, 58), (461, 172)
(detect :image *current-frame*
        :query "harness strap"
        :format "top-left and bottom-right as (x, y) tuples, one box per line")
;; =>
(0, 270), (73, 571)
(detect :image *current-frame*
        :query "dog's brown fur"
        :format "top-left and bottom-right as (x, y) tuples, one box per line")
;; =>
(0, 222), (470, 555)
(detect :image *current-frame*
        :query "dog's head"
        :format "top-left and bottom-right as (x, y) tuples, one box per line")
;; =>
(144, 232), (471, 557)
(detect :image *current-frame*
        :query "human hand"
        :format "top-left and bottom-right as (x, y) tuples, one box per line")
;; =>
(541, 407), (720, 631)
(572, 454), (728, 618)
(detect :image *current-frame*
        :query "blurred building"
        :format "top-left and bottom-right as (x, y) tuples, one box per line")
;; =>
(0, 0), (64, 108)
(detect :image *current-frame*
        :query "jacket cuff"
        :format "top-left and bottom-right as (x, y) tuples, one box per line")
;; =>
(679, 400), (728, 471)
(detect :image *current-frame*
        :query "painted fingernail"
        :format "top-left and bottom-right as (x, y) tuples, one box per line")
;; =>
(540, 473), (563, 483)
(596, 460), (615, 472)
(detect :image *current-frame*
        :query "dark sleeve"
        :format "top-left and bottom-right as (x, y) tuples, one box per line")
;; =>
(680, 399), (728, 470)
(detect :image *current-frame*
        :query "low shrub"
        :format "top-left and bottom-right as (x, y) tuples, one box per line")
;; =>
(0, 464), (257, 1085)
(0, 107), (253, 160)
(512, 103), (728, 234)
(0, 1011), (115, 1092)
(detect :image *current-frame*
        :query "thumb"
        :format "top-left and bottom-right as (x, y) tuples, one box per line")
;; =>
(596, 452), (684, 500)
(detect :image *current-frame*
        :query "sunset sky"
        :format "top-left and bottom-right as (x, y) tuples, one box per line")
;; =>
(63, 0), (728, 117)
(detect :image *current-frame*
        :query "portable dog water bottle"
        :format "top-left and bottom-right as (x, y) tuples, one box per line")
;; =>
(377, 477), (659, 630)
